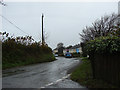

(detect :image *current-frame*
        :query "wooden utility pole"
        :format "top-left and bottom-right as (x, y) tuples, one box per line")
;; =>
(42, 13), (45, 45)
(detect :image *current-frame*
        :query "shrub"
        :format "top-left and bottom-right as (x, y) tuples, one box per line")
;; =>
(85, 36), (120, 55)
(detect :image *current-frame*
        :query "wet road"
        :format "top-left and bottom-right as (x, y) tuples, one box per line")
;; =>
(3, 57), (86, 88)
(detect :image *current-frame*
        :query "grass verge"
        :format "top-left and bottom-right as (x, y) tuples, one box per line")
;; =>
(70, 57), (118, 88)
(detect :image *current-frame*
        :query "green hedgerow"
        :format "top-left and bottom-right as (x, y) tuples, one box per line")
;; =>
(85, 36), (120, 54)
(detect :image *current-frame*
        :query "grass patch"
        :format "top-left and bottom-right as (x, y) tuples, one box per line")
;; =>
(70, 57), (118, 88)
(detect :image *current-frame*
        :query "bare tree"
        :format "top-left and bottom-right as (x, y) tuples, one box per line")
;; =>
(79, 13), (120, 42)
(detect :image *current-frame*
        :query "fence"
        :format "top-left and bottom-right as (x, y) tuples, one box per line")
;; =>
(91, 53), (120, 86)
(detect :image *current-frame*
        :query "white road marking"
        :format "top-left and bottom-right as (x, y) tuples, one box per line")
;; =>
(40, 86), (45, 88)
(56, 79), (63, 82)
(45, 82), (54, 86)
(40, 74), (71, 88)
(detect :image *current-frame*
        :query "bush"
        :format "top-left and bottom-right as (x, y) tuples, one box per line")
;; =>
(83, 35), (120, 87)
(85, 36), (120, 54)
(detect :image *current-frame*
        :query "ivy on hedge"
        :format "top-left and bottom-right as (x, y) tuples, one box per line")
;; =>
(85, 36), (120, 54)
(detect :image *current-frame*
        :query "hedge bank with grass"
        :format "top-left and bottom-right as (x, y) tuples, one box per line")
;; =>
(2, 32), (55, 69)
(85, 36), (120, 87)
(71, 57), (118, 88)
(71, 35), (120, 88)
(71, 13), (120, 88)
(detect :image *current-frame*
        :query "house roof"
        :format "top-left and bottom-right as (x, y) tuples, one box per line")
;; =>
(70, 44), (81, 49)
(53, 44), (81, 50)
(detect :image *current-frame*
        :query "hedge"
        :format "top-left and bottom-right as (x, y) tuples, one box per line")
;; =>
(85, 36), (120, 54)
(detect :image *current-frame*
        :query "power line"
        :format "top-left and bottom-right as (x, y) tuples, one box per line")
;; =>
(0, 14), (30, 35)
(0, 15), (41, 42)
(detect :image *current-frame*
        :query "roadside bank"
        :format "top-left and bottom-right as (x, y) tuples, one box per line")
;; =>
(70, 57), (118, 88)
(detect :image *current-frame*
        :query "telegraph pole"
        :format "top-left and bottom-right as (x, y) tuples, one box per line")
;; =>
(42, 13), (45, 45)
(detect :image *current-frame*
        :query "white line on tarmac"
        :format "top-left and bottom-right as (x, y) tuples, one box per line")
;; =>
(55, 79), (63, 83)
(40, 74), (71, 88)
(40, 86), (45, 88)
(45, 82), (54, 86)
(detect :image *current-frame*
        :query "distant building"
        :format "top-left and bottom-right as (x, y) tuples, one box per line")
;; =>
(53, 48), (58, 54)
(58, 47), (64, 55)
(66, 44), (82, 54)
(53, 44), (82, 55)
(53, 47), (64, 56)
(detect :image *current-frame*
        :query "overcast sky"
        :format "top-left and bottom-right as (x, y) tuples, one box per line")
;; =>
(1, 2), (118, 49)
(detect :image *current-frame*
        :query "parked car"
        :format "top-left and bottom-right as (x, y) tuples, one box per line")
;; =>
(54, 54), (58, 57)
(65, 52), (72, 58)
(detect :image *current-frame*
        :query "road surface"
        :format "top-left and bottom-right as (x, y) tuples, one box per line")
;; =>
(2, 57), (87, 89)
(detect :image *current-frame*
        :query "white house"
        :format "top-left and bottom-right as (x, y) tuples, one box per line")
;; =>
(68, 44), (82, 54)
(53, 44), (82, 55)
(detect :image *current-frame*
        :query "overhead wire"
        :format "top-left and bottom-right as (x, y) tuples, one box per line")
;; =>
(0, 14), (30, 35)
(0, 1), (42, 42)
